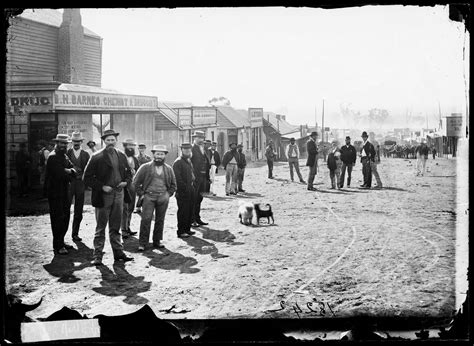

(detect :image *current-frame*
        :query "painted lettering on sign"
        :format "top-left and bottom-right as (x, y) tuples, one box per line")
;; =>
(54, 91), (158, 110)
(192, 108), (217, 125)
(10, 97), (51, 106)
(177, 108), (192, 126)
(249, 108), (264, 128)
(446, 116), (463, 137)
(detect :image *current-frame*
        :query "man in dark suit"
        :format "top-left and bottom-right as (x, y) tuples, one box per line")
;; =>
(172, 143), (196, 238)
(208, 141), (221, 196)
(359, 131), (376, 189)
(83, 129), (134, 265)
(306, 131), (319, 191)
(190, 131), (210, 227)
(236, 143), (247, 192)
(66, 131), (90, 242)
(45, 134), (76, 255)
(121, 138), (140, 238)
(339, 136), (357, 188)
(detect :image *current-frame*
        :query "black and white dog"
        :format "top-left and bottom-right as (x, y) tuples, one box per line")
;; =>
(254, 203), (274, 225)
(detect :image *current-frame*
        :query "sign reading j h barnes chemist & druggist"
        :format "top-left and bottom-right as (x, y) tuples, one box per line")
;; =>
(54, 91), (158, 110)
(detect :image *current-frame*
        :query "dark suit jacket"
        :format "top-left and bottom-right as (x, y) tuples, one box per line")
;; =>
(221, 150), (239, 169)
(83, 148), (132, 207)
(237, 151), (247, 169)
(45, 150), (74, 198)
(191, 144), (209, 178)
(339, 144), (357, 165)
(361, 141), (376, 162)
(172, 156), (194, 199)
(67, 149), (90, 180)
(207, 149), (221, 173)
(306, 138), (318, 167)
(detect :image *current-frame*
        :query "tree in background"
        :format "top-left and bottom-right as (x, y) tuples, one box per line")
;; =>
(208, 96), (231, 106)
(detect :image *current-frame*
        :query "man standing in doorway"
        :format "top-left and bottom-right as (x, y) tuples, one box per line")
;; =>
(190, 131), (210, 227)
(121, 138), (140, 239)
(66, 131), (90, 242)
(236, 143), (247, 192)
(208, 141), (221, 196)
(285, 137), (305, 184)
(359, 131), (376, 189)
(306, 131), (319, 191)
(339, 136), (357, 188)
(172, 143), (196, 239)
(83, 129), (134, 265)
(137, 143), (152, 167)
(221, 142), (239, 196)
(45, 134), (76, 255)
(133, 145), (176, 250)
(265, 140), (276, 179)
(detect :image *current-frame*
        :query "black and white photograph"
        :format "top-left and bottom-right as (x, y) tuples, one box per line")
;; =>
(4, 5), (470, 343)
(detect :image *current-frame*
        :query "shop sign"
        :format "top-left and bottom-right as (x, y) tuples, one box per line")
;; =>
(176, 108), (192, 126)
(446, 115), (463, 137)
(249, 108), (263, 128)
(54, 91), (158, 110)
(192, 107), (217, 126)
(58, 114), (93, 140)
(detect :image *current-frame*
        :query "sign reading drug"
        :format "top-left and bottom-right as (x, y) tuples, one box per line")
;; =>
(177, 108), (192, 127)
(446, 115), (463, 137)
(249, 108), (264, 128)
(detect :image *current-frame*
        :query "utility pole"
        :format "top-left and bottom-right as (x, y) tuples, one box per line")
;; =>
(321, 99), (325, 142)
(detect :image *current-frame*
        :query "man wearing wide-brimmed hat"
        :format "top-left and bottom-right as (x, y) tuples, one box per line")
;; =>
(121, 138), (140, 239)
(190, 130), (210, 226)
(172, 143), (196, 238)
(66, 131), (91, 242)
(133, 144), (176, 250)
(306, 131), (319, 191)
(83, 129), (134, 265)
(45, 134), (77, 255)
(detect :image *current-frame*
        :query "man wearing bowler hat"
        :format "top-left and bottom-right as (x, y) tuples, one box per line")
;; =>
(121, 138), (140, 239)
(46, 134), (77, 255)
(190, 130), (210, 226)
(133, 144), (177, 250)
(339, 136), (357, 188)
(83, 129), (134, 265)
(172, 143), (196, 238)
(359, 131), (376, 189)
(306, 131), (319, 190)
(66, 131), (90, 242)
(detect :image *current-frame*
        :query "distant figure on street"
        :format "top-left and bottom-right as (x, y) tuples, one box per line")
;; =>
(339, 136), (357, 188)
(236, 143), (247, 192)
(83, 129), (134, 266)
(133, 145), (176, 251)
(190, 131), (210, 227)
(432, 147), (437, 160)
(327, 141), (342, 189)
(45, 134), (76, 255)
(121, 139), (140, 239)
(306, 131), (319, 191)
(85, 140), (97, 156)
(66, 131), (90, 242)
(221, 142), (239, 196)
(376, 145), (381, 163)
(172, 143), (196, 239)
(415, 141), (429, 176)
(208, 141), (221, 196)
(359, 131), (376, 189)
(203, 139), (213, 196)
(15, 142), (32, 197)
(137, 143), (152, 166)
(285, 137), (305, 183)
(265, 140), (276, 179)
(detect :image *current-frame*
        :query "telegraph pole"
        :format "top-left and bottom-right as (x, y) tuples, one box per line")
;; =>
(321, 99), (325, 142)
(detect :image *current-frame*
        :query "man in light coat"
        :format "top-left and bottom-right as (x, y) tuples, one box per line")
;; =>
(285, 137), (305, 184)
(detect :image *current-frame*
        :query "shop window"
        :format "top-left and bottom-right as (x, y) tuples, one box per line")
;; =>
(92, 114), (110, 148)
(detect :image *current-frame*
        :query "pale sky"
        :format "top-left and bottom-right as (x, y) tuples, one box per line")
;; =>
(79, 6), (469, 128)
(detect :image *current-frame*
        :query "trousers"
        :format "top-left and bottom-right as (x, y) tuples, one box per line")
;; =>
(361, 157), (372, 187)
(370, 161), (383, 187)
(267, 159), (274, 178)
(93, 189), (125, 260)
(307, 159), (318, 187)
(329, 166), (341, 188)
(209, 164), (217, 193)
(176, 190), (194, 235)
(139, 192), (170, 246)
(237, 167), (245, 190)
(121, 184), (136, 231)
(288, 157), (303, 181)
(192, 174), (206, 222)
(225, 163), (238, 194)
(68, 178), (85, 236)
(48, 193), (71, 251)
(339, 163), (353, 187)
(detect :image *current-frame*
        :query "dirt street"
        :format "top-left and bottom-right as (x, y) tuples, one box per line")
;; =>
(6, 155), (460, 322)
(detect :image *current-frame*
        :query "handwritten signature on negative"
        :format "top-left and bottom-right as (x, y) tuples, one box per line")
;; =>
(266, 298), (336, 318)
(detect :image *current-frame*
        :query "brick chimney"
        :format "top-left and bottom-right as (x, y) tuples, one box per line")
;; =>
(58, 9), (85, 84)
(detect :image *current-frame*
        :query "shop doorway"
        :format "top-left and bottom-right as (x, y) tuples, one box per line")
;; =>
(29, 113), (58, 150)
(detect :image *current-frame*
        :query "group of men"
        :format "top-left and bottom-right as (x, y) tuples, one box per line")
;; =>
(44, 128), (232, 265)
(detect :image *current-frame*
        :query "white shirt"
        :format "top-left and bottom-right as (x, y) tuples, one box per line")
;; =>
(210, 150), (215, 165)
(285, 144), (299, 158)
(73, 148), (82, 159)
(361, 140), (368, 157)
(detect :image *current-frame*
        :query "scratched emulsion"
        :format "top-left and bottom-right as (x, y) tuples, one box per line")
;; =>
(6, 156), (459, 320)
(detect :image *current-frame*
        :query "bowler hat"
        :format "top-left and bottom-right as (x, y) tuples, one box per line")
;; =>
(237, 143), (243, 148)
(52, 134), (71, 143)
(204, 139), (212, 144)
(180, 143), (192, 149)
(191, 130), (205, 138)
(290, 137), (296, 141)
(87, 140), (96, 146)
(151, 144), (168, 153)
(310, 131), (318, 136)
(138, 143), (146, 147)
(346, 136), (351, 140)
(211, 141), (217, 145)
(229, 142), (237, 147)
(123, 138), (137, 146)
(361, 131), (368, 138)
(71, 131), (84, 142)
(101, 129), (120, 140)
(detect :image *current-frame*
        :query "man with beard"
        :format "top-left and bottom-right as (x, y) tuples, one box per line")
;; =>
(306, 131), (319, 191)
(45, 134), (76, 255)
(172, 143), (196, 238)
(137, 143), (152, 166)
(66, 131), (90, 242)
(83, 129), (133, 265)
(190, 131), (210, 227)
(339, 136), (357, 188)
(221, 142), (239, 196)
(121, 139), (140, 238)
(133, 145), (177, 250)
(208, 141), (221, 196)
(85, 140), (97, 156)
(236, 143), (247, 193)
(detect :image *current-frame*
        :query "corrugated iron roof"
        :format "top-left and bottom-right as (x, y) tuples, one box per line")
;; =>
(18, 9), (100, 38)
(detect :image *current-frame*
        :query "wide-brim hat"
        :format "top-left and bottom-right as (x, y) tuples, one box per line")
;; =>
(310, 131), (318, 136)
(345, 136), (351, 140)
(52, 134), (71, 143)
(70, 131), (84, 142)
(211, 141), (217, 145)
(87, 140), (96, 146)
(290, 137), (296, 141)
(180, 143), (192, 149)
(151, 144), (168, 153)
(122, 138), (137, 146)
(204, 139), (212, 144)
(101, 129), (120, 140)
(138, 143), (146, 147)
(229, 142), (237, 147)
(191, 130), (205, 138)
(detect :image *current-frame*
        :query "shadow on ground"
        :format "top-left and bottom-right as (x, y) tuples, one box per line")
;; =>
(143, 248), (201, 274)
